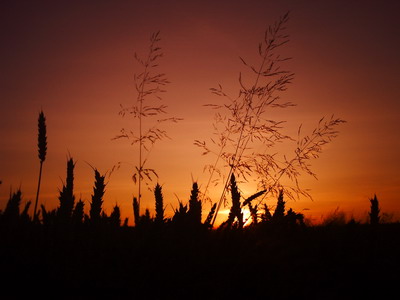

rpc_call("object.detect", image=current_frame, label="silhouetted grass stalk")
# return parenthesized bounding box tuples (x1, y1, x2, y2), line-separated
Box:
(207, 13, 292, 226)
(154, 183, 164, 224)
(196, 13, 345, 226)
(115, 31, 181, 216)
(33, 110, 47, 220)
(58, 157, 75, 221)
(89, 169, 106, 223)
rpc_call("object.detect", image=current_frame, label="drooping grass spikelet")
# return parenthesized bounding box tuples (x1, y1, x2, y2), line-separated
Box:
(242, 190, 267, 207)
(204, 203, 217, 229)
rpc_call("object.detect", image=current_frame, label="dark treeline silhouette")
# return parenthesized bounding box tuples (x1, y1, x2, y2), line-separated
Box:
(1, 163, 399, 298)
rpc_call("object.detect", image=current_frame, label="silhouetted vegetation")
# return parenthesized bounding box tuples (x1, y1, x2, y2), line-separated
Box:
(195, 12, 346, 226)
(1, 176, 398, 298)
(113, 31, 182, 215)
(33, 110, 47, 220)
(1, 13, 398, 299)
(369, 194, 380, 225)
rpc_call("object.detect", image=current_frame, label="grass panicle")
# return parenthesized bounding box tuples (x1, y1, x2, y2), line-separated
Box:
(114, 31, 182, 214)
(196, 12, 345, 226)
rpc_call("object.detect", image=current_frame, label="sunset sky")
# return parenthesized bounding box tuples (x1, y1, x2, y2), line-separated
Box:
(1, 0, 399, 226)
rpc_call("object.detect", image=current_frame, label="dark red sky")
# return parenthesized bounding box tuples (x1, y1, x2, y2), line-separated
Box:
(1, 0, 399, 224)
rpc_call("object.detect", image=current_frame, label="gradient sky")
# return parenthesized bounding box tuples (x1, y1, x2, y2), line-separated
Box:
(1, 0, 399, 225)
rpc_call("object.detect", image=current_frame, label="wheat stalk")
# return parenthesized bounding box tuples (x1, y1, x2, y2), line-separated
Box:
(33, 110, 47, 221)
(89, 169, 106, 224)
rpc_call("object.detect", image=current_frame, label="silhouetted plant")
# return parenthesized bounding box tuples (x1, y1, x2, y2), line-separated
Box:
(72, 198, 85, 225)
(204, 203, 217, 229)
(321, 208, 347, 226)
(2, 189, 22, 223)
(195, 12, 345, 226)
(369, 194, 380, 225)
(40, 204, 56, 226)
(242, 189, 266, 225)
(114, 31, 181, 214)
(272, 189, 285, 221)
(172, 202, 189, 225)
(109, 204, 121, 227)
(33, 110, 47, 220)
(57, 157, 75, 222)
(154, 183, 165, 224)
(133, 197, 140, 226)
(224, 174, 244, 229)
(188, 182, 202, 224)
(89, 169, 106, 223)
(248, 202, 259, 226)
(261, 204, 272, 222)
(141, 208, 152, 226)
(285, 208, 304, 228)
(20, 201, 31, 224)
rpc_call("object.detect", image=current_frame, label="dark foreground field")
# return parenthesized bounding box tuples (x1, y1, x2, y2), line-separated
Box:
(1, 220, 399, 299)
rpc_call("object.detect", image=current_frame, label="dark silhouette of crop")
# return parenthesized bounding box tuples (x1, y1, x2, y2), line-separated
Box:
(33, 110, 47, 220)
(57, 157, 75, 222)
(188, 182, 202, 224)
(110, 204, 121, 227)
(224, 174, 244, 229)
(2, 13, 399, 299)
(369, 194, 380, 225)
(72, 198, 85, 225)
(154, 183, 165, 224)
(89, 169, 106, 224)
(2, 189, 23, 224)
(133, 196, 140, 226)
(204, 202, 217, 229)
(272, 189, 286, 221)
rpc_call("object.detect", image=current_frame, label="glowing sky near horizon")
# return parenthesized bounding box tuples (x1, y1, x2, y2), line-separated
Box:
(1, 0, 399, 225)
